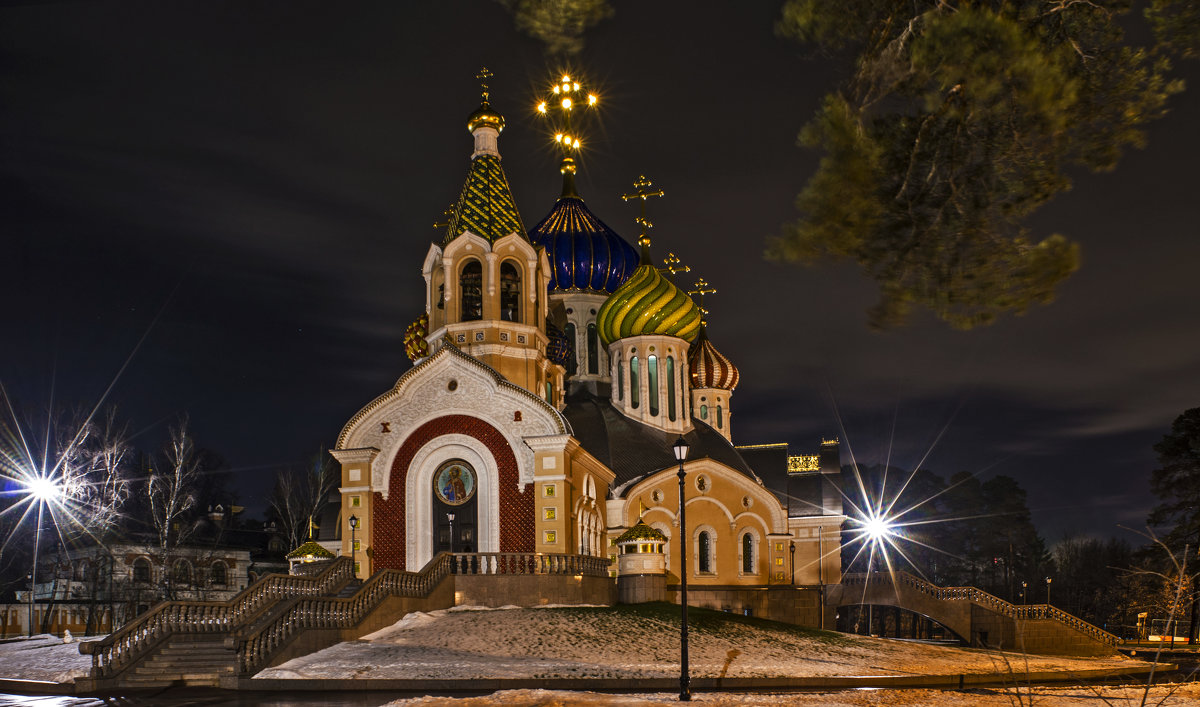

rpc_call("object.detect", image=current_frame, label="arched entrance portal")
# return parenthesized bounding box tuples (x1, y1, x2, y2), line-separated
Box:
(432, 459, 478, 554)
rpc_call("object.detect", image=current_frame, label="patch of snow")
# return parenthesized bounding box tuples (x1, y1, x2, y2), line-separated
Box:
(0, 633, 103, 683)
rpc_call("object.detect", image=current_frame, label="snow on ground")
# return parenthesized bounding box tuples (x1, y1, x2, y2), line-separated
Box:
(382, 684, 1200, 706)
(0, 634, 98, 683)
(257, 604, 1148, 681)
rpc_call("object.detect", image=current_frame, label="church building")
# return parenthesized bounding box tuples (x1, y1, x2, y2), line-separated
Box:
(329, 73, 844, 609)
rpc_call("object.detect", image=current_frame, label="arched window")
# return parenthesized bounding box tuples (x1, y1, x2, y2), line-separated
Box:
(74, 561, 88, 581)
(616, 353, 624, 401)
(460, 260, 482, 321)
(698, 531, 712, 573)
(717, 404, 724, 429)
(586, 324, 599, 374)
(132, 558, 151, 584)
(647, 354, 659, 416)
(741, 533, 755, 574)
(564, 323, 578, 375)
(546, 380, 554, 404)
(173, 559, 192, 585)
(700, 404, 708, 420)
(500, 261, 520, 322)
(210, 561, 228, 586)
(666, 356, 676, 421)
(630, 356, 640, 409)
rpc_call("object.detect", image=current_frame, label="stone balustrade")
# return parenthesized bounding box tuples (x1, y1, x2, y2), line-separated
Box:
(840, 571, 1118, 646)
(80, 557, 354, 679)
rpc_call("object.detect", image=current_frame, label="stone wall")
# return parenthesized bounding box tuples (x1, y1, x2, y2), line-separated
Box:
(666, 584, 830, 629)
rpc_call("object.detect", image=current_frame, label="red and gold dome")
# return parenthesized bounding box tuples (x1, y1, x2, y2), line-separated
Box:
(688, 326, 739, 391)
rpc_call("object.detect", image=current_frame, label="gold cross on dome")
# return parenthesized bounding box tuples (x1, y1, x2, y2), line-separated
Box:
(660, 253, 690, 277)
(476, 67, 494, 101)
(688, 277, 717, 319)
(621, 175, 665, 245)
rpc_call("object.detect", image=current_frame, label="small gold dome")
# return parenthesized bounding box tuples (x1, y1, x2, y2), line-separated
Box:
(467, 100, 505, 133)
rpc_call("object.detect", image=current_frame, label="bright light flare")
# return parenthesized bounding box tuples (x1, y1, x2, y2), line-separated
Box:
(862, 515, 893, 541)
(24, 475, 61, 502)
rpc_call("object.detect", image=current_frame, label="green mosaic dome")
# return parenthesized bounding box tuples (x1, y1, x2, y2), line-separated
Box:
(286, 540, 336, 560)
(616, 520, 668, 544)
(596, 256, 701, 346)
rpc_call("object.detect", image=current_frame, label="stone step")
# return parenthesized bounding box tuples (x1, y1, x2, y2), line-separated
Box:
(137, 660, 234, 672)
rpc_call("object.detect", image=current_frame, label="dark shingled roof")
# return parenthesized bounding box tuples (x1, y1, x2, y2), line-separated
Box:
(736, 444, 791, 504)
(562, 392, 764, 497)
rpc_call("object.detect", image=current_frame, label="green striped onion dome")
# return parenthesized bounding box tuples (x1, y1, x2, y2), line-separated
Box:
(596, 260, 701, 345)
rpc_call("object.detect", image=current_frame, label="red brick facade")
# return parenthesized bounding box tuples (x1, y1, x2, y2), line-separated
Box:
(373, 414, 534, 570)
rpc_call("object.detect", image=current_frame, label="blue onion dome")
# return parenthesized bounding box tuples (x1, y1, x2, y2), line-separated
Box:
(528, 195, 639, 294)
(596, 245, 702, 346)
(545, 319, 574, 367)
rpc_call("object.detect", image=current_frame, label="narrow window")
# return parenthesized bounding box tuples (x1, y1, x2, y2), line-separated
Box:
(698, 531, 712, 573)
(717, 404, 724, 429)
(666, 356, 676, 421)
(701, 404, 708, 420)
(587, 324, 599, 374)
(630, 357, 640, 409)
(437, 283, 445, 310)
(210, 562, 227, 586)
(500, 262, 520, 322)
(546, 380, 554, 404)
(133, 558, 151, 584)
(648, 355, 659, 416)
(461, 260, 482, 321)
(616, 353, 624, 401)
(742, 534, 754, 574)
(564, 323, 578, 375)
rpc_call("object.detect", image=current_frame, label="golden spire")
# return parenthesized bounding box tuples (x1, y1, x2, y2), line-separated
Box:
(621, 175, 665, 261)
(688, 277, 717, 326)
(307, 515, 316, 541)
(536, 72, 599, 198)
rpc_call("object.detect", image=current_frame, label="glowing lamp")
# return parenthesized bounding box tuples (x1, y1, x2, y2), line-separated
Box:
(537, 102, 547, 113)
(863, 516, 893, 540)
(588, 94, 597, 105)
(26, 476, 60, 502)
(562, 98, 572, 109)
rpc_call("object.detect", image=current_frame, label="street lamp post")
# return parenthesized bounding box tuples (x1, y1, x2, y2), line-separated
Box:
(672, 435, 691, 702)
(349, 515, 359, 577)
(447, 513, 455, 554)
(789, 540, 796, 586)
(25, 474, 59, 637)
(1045, 576, 1052, 606)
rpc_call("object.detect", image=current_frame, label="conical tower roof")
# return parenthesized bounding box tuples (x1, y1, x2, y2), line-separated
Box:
(444, 74, 525, 244)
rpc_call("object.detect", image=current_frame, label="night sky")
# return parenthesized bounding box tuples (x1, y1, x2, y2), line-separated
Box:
(4, 1, 1198, 543)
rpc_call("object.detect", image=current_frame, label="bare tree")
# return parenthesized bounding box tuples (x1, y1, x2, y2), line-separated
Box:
(147, 418, 202, 600)
(269, 449, 337, 549)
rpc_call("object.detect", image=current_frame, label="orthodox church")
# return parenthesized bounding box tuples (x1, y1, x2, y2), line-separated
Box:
(329, 74, 844, 602)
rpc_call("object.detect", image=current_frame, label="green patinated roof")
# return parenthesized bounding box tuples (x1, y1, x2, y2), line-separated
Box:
(445, 153, 526, 244)
(286, 540, 336, 559)
(616, 520, 668, 544)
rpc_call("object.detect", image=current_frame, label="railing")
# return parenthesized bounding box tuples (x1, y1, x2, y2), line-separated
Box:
(80, 557, 354, 679)
(447, 552, 611, 576)
(235, 553, 453, 675)
(235, 551, 611, 675)
(840, 571, 1118, 646)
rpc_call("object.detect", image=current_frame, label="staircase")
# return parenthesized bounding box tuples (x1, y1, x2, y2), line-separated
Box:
(122, 636, 234, 688)
(78, 552, 612, 690)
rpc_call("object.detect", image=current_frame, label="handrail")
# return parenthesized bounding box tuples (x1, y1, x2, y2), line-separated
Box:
(81, 557, 354, 679)
(840, 571, 1119, 646)
(235, 551, 612, 675)
(235, 553, 452, 674)
(446, 552, 611, 576)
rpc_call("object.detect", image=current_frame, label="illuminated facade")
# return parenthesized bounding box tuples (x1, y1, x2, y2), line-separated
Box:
(330, 75, 845, 599)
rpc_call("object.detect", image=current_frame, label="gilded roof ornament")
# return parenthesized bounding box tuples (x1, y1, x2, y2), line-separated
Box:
(536, 72, 599, 198)
(620, 175, 665, 259)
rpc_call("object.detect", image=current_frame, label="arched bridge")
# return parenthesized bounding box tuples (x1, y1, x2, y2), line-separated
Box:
(826, 571, 1118, 657)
